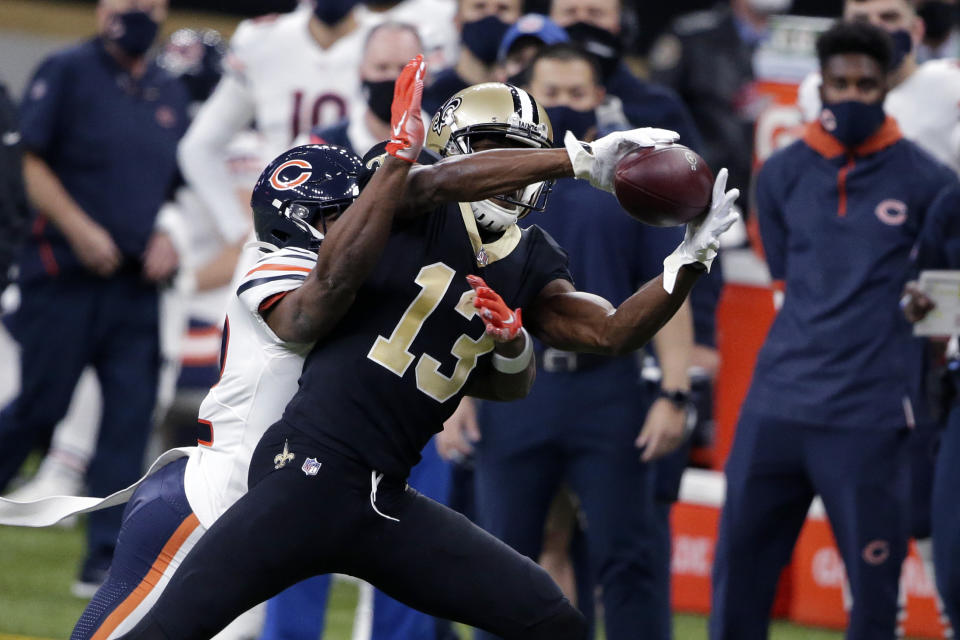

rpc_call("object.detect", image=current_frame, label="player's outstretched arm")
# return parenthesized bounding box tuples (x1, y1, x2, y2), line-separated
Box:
(264, 56, 427, 344)
(400, 127, 679, 214)
(462, 275, 536, 401)
(402, 148, 571, 214)
(527, 171, 739, 355)
(527, 269, 698, 356)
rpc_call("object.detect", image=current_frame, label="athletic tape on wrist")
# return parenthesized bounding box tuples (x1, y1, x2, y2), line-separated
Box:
(492, 328, 533, 374)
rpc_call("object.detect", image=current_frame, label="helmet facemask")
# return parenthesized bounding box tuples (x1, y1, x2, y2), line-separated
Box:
(427, 83, 556, 233)
(448, 123, 553, 233)
(281, 198, 354, 247)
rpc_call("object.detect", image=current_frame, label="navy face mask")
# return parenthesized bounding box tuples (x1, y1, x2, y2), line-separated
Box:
(314, 0, 358, 26)
(363, 78, 396, 124)
(563, 22, 623, 82)
(821, 100, 887, 148)
(545, 105, 598, 142)
(889, 29, 914, 69)
(106, 10, 159, 57)
(462, 15, 511, 65)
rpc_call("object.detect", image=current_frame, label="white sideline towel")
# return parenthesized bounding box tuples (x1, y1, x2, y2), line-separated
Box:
(0, 447, 193, 527)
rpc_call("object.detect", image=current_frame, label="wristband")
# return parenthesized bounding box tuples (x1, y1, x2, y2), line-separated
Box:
(659, 388, 698, 438)
(658, 388, 691, 407)
(491, 328, 533, 374)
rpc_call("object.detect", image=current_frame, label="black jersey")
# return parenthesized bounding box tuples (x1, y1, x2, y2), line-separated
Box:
(282, 202, 572, 478)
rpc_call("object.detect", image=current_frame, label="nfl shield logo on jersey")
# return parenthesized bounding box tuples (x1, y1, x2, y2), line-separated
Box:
(301, 457, 322, 476)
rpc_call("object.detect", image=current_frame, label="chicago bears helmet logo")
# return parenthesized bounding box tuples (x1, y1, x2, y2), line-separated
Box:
(431, 97, 462, 135)
(270, 159, 313, 191)
(862, 539, 890, 565)
(874, 199, 908, 226)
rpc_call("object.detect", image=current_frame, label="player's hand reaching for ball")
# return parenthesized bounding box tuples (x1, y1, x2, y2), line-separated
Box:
(563, 127, 679, 193)
(662, 168, 740, 293)
(467, 275, 523, 342)
(386, 54, 426, 163)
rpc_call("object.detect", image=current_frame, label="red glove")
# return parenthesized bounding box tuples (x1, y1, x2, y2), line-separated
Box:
(467, 275, 523, 342)
(386, 54, 426, 163)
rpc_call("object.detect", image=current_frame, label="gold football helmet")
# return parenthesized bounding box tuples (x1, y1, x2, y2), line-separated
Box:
(427, 83, 554, 232)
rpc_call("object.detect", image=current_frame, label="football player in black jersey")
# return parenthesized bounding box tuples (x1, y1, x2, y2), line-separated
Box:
(118, 83, 738, 640)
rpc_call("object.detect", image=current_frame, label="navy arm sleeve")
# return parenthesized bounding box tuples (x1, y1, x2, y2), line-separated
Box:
(19, 55, 69, 156)
(754, 159, 788, 281)
(916, 185, 960, 272)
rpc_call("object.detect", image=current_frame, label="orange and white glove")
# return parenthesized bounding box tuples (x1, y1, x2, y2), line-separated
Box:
(386, 54, 426, 163)
(467, 275, 523, 342)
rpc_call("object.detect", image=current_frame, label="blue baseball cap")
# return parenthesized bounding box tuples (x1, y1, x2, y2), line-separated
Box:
(497, 14, 570, 62)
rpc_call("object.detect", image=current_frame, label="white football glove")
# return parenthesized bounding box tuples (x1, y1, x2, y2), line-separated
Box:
(662, 168, 740, 294)
(563, 127, 680, 193)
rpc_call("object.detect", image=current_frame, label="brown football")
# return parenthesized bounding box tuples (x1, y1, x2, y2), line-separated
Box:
(613, 144, 714, 227)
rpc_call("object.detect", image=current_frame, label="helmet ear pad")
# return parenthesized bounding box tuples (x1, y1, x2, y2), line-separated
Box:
(251, 144, 362, 251)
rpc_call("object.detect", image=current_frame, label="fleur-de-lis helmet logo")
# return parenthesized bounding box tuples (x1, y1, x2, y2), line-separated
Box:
(431, 97, 462, 135)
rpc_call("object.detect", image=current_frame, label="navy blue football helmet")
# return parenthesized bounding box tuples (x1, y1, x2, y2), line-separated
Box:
(251, 144, 362, 251)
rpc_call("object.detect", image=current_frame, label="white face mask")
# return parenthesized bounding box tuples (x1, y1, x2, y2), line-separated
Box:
(746, 0, 792, 14)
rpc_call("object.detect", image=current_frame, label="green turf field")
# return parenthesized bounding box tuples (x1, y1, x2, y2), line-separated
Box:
(0, 522, 888, 640)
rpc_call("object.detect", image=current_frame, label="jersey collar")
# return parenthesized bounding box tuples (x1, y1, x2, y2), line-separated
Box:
(457, 202, 522, 267)
(802, 116, 903, 159)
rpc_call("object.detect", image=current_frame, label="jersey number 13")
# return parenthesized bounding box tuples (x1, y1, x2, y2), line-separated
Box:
(367, 263, 494, 403)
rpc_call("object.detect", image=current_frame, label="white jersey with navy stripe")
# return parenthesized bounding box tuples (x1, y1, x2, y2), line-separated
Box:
(227, 5, 364, 156)
(184, 243, 317, 529)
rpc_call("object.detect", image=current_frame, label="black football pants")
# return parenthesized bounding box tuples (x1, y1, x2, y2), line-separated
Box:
(117, 422, 586, 640)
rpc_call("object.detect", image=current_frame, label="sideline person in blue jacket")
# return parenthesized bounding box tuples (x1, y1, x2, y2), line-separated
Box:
(710, 20, 956, 640)
(902, 184, 960, 633)
(0, 0, 188, 594)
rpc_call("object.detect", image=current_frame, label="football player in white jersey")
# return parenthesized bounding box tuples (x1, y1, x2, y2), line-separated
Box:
(797, 0, 960, 173)
(51, 55, 697, 637)
(177, 0, 368, 260)
(67, 56, 429, 640)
